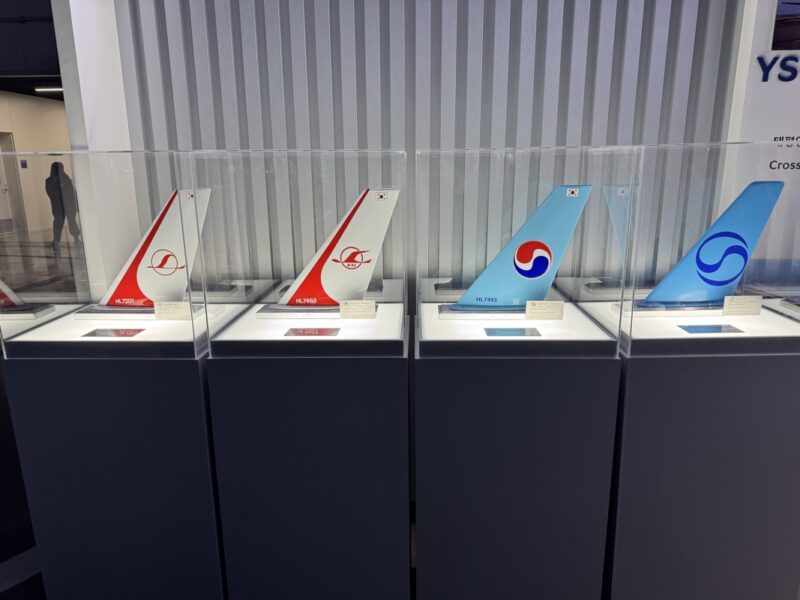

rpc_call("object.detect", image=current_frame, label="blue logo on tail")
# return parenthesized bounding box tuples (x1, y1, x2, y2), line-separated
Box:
(694, 231, 749, 287)
(513, 241, 552, 279)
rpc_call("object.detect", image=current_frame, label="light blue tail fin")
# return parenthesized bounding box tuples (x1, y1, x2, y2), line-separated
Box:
(455, 185, 591, 309)
(604, 185, 633, 258)
(642, 181, 784, 307)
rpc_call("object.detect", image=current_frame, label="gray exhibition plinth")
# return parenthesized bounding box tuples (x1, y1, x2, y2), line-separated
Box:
(207, 329, 410, 600)
(414, 331, 620, 600)
(3, 335, 224, 600)
(608, 334, 800, 600)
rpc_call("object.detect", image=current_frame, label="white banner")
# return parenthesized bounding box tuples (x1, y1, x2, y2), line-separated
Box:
(724, 0, 800, 275)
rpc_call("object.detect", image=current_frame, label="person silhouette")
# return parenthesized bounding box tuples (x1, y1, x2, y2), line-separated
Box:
(45, 162, 81, 256)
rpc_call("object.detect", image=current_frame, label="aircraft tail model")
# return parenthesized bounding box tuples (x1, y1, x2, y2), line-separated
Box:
(0, 278, 58, 319)
(0, 278, 23, 309)
(639, 181, 784, 308)
(277, 188, 399, 307)
(100, 189, 211, 307)
(452, 184, 592, 310)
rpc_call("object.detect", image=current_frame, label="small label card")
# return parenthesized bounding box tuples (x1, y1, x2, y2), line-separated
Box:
(722, 295, 762, 316)
(285, 328, 340, 337)
(83, 328, 144, 338)
(154, 301, 193, 321)
(339, 299, 376, 319)
(525, 300, 565, 320)
(679, 324, 743, 335)
(485, 327, 541, 337)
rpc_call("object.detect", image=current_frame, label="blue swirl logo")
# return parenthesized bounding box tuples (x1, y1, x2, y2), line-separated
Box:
(694, 231, 749, 287)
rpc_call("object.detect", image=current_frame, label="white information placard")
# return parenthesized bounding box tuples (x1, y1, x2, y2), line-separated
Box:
(339, 299, 377, 319)
(154, 301, 193, 321)
(525, 300, 565, 321)
(723, 295, 762, 316)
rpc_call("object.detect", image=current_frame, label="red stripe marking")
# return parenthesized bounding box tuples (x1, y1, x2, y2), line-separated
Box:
(287, 188, 370, 305)
(0, 289, 16, 307)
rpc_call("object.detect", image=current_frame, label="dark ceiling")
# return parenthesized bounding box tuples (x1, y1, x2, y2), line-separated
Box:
(0, 0, 62, 101)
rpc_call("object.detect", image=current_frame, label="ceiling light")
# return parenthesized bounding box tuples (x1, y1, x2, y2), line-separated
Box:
(34, 87, 63, 93)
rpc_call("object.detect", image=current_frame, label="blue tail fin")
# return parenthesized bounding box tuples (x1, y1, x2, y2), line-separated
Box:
(455, 185, 591, 309)
(604, 185, 633, 258)
(642, 181, 784, 307)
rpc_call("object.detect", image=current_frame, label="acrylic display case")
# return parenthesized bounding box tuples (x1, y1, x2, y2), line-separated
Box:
(582, 142, 800, 356)
(0, 151, 224, 600)
(414, 146, 637, 600)
(194, 150, 407, 357)
(415, 146, 637, 356)
(196, 150, 409, 600)
(606, 142, 800, 600)
(0, 151, 210, 359)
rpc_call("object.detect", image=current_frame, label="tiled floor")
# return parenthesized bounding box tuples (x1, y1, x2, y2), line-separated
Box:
(0, 229, 88, 295)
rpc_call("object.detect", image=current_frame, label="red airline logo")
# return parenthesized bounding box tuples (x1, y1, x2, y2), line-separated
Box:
(147, 249, 185, 276)
(331, 246, 371, 270)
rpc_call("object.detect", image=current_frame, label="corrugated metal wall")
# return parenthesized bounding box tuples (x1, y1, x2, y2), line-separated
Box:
(112, 0, 744, 283)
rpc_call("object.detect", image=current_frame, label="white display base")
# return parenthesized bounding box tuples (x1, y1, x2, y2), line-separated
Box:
(437, 306, 533, 320)
(203, 278, 277, 303)
(418, 277, 566, 304)
(0, 304, 56, 320)
(5, 303, 241, 345)
(214, 302, 405, 342)
(581, 301, 800, 341)
(611, 302, 726, 318)
(16, 292, 92, 305)
(555, 276, 628, 302)
(264, 279, 404, 304)
(72, 305, 199, 320)
(0, 304, 81, 341)
(743, 283, 800, 298)
(418, 277, 466, 303)
(256, 306, 351, 319)
(764, 297, 800, 322)
(418, 302, 613, 342)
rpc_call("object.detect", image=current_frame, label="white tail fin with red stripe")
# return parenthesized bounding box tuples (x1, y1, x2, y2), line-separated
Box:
(279, 188, 399, 306)
(100, 188, 211, 307)
(0, 278, 22, 308)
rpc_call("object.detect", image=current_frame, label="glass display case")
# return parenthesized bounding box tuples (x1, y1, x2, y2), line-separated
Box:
(194, 150, 407, 356)
(0, 151, 226, 600)
(198, 150, 410, 599)
(579, 141, 800, 355)
(604, 141, 800, 600)
(413, 145, 638, 600)
(415, 146, 638, 356)
(0, 151, 209, 358)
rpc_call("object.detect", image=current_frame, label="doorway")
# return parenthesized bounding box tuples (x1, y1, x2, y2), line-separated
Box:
(0, 133, 26, 234)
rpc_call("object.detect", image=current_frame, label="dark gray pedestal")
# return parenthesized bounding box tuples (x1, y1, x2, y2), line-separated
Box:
(207, 339, 409, 600)
(415, 340, 620, 600)
(4, 355, 224, 600)
(609, 352, 800, 600)
(0, 358, 35, 563)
